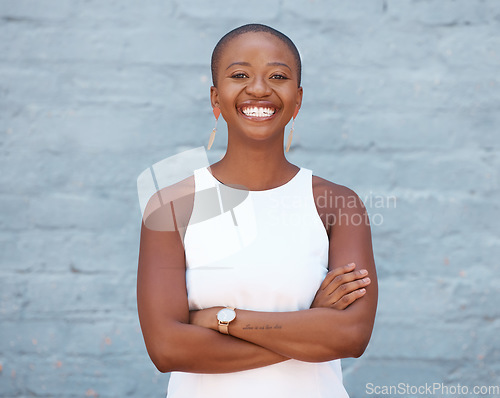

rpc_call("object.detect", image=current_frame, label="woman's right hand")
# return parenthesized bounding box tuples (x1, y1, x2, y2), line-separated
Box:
(310, 262, 371, 310)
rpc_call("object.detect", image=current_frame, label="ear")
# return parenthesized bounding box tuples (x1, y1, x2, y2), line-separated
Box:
(295, 86, 303, 116)
(210, 86, 219, 110)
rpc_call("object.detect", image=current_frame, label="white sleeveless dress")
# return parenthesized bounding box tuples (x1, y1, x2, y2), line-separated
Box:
(166, 166, 349, 398)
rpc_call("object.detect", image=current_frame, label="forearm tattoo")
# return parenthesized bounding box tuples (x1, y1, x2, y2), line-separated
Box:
(242, 323, 282, 330)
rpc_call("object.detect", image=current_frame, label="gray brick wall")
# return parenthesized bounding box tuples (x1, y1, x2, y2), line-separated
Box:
(1, 0, 499, 396)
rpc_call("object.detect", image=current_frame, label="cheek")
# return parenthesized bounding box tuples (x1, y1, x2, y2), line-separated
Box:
(219, 97, 236, 114)
(217, 86, 239, 106)
(283, 89, 300, 108)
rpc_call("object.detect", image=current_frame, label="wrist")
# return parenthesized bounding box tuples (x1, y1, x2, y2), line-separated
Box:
(216, 307, 237, 335)
(190, 307, 223, 330)
(210, 307, 224, 331)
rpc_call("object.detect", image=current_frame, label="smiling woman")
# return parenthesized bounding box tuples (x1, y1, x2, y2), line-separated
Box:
(137, 23, 378, 398)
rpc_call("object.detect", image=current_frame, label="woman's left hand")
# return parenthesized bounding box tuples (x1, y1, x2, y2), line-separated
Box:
(311, 262, 370, 310)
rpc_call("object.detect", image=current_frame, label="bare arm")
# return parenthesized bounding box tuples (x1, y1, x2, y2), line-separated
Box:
(189, 186, 378, 362)
(137, 212, 290, 374)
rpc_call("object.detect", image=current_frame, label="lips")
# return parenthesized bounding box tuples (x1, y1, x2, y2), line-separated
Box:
(237, 101, 279, 120)
(241, 106, 276, 117)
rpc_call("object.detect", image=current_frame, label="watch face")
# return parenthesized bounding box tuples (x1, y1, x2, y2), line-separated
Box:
(218, 308, 236, 322)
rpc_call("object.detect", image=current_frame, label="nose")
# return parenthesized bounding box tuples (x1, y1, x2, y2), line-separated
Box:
(245, 75, 272, 97)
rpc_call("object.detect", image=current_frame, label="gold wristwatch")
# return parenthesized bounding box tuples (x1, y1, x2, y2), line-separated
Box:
(216, 307, 236, 335)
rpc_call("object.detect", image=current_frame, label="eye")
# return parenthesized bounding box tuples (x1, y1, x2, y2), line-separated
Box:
(270, 74, 288, 80)
(231, 73, 248, 79)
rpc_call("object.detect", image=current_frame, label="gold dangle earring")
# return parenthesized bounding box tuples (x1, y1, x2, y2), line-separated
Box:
(207, 107, 221, 150)
(285, 107, 300, 153)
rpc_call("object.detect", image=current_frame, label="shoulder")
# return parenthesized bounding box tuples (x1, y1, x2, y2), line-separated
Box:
(312, 174, 363, 210)
(311, 174, 367, 236)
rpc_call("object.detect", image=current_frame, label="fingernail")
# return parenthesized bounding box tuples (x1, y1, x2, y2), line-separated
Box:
(348, 262, 355, 267)
(360, 288, 366, 293)
(363, 277, 370, 283)
(360, 269, 368, 275)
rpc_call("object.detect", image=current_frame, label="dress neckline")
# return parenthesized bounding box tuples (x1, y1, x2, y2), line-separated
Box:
(204, 166, 303, 193)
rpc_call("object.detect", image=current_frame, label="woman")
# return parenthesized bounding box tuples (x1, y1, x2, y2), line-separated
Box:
(137, 24, 378, 397)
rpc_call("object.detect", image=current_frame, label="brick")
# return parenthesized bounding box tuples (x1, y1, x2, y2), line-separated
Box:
(367, 320, 475, 361)
(0, 18, 214, 67)
(0, 358, 23, 395)
(18, 355, 164, 397)
(376, 277, 457, 321)
(67, 231, 139, 274)
(176, 0, 281, 20)
(64, 319, 144, 357)
(282, 0, 385, 21)
(304, 152, 395, 190)
(385, 0, 500, 26)
(23, 274, 134, 316)
(0, 320, 69, 355)
(0, 230, 76, 273)
(22, 193, 131, 231)
(0, 63, 177, 109)
(0, 320, 160, 396)
(0, 0, 73, 20)
(295, 22, 438, 71)
(1, 105, 210, 154)
(0, 275, 28, 317)
(70, 0, 175, 26)
(298, 107, 500, 153)
(391, 150, 496, 193)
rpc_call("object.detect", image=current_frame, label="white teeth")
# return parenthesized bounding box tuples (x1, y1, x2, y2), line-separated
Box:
(241, 106, 276, 117)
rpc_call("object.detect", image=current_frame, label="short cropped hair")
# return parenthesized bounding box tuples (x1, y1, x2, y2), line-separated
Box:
(211, 23, 302, 87)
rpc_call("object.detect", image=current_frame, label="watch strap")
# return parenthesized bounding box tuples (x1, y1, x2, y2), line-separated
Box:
(218, 307, 236, 335)
(219, 321, 230, 335)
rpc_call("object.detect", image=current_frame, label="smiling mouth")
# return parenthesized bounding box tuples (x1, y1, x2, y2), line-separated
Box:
(240, 106, 277, 118)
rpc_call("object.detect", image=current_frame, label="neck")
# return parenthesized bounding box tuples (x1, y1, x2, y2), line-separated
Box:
(209, 130, 298, 191)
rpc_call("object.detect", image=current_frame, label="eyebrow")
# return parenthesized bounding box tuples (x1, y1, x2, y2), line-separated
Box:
(225, 61, 292, 71)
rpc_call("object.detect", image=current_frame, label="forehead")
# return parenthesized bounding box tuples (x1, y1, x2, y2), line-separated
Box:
(219, 31, 296, 67)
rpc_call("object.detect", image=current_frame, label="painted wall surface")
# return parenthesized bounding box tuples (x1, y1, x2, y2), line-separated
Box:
(1, 0, 499, 397)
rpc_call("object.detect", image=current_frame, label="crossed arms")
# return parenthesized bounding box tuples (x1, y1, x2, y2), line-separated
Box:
(137, 182, 378, 373)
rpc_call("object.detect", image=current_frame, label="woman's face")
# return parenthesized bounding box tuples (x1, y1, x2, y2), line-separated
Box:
(211, 32, 303, 143)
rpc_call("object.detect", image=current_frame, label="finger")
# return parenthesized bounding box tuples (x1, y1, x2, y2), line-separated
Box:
(319, 262, 356, 291)
(322, 269, 369, 295)
(311, 277, 369, 309)
(332, 288, 367, 310)
(329, 277, 371, 303)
